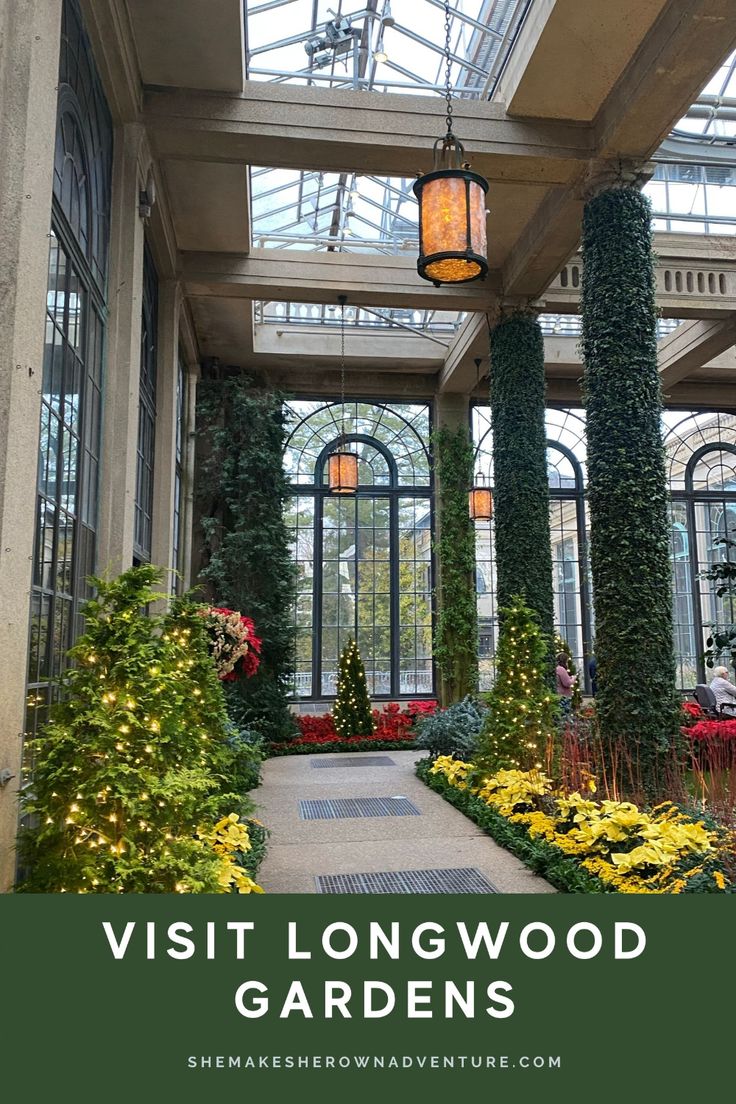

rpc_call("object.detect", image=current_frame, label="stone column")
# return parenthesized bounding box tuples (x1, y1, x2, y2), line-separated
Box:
(433, 393, 478, 704)
(95, 123, 149, 578)
(581, 164, 678, 796)
(180, 365, 200, 591)
(0, 0, 62, 892)
(150, 279, 183, 590)
(489, 305, 555, 643)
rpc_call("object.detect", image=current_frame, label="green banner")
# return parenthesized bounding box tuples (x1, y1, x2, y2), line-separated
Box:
(2, 895, 731, 1100)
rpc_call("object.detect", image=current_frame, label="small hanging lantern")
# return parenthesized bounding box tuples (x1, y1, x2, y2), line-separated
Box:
(328, 294, 359, 494)
(328, 450, 359, 493)
(469, 471, 493, 522)
(413, 0, 488, 286)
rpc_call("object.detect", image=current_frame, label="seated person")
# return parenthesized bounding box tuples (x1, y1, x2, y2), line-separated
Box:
(709, 666, 736, 716)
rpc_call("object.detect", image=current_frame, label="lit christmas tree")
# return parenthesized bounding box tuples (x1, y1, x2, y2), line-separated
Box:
(555, 634, 583, 711)
(332, 638, 374, 739)
(476, 595, 558, 773)
(18, 566, 243, 893)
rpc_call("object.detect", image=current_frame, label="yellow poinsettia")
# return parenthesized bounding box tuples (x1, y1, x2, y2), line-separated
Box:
(201, 812, 264, 894)
(428, 752, 727, 894)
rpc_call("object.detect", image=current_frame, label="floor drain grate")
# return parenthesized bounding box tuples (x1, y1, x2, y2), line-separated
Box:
(315, 868, 499, 894)
(310, 756, 396, 768)
(299, 796, 420, 820)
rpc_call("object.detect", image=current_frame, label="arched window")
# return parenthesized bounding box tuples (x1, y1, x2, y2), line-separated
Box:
(665, 411, 736, 686)
(27, 0, 112, 741)
(472, 406, 592, 690)
(284, 400, 433, 699)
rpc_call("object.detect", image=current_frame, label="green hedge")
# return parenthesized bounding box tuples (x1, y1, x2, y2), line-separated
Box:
(489, 311, 555, 645)
(268, 738, 418, 757)
(417, 760, 610, 893)
(581, 186, 679, 794)
(433, 424, 479, 703)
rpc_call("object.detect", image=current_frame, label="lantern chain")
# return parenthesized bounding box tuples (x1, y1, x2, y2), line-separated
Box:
(444, 0, 453, 138)
(339, 294, 347, 442)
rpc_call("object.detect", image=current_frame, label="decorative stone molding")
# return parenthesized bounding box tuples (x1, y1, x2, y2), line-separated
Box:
(487, 297, 546, 329)
(580, 158, 655, 201)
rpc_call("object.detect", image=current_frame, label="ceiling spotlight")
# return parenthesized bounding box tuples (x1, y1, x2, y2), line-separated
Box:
(374, 45, 388, 63)
(381, 1, 395, 27)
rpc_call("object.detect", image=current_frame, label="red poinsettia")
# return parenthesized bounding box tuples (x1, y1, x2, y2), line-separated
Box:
(682, 701, 705, 722)
(291, 701, 437, 746)
(684, 718, 736, 741)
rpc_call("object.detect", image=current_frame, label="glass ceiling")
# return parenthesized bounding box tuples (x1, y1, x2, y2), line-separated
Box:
(246, 2, 736, 340)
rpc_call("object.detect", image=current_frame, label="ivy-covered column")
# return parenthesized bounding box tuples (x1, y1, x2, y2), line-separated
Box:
(581, 171, 679, 795)
(489, 308, 555, 644)
(433, 395, 478, 704)
(196, 376, 297, 743)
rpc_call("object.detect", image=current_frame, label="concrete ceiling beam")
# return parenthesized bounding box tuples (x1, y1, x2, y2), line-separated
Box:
(658, 317, 736, 389)
(143, 83, 595, 184)
(126, 0, 245, 93)
(181, 249, 501, 310)
(497, 0, 736, 299)
(181, 233, 736, 314)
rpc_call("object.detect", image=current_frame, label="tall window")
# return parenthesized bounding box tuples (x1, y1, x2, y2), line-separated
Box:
(171, 354, 187, 593)
(133, 242, 158, 564)
(27, 0, 112, 740)
(665, 411, 736, 687)
(472, 405, 736, 692)
(284, 401, 433, 699)
(472, 406, 592, 690)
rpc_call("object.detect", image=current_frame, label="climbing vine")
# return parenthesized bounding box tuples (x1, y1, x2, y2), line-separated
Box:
(433, 424, 479, 703)
(489, 310, 555, 648)
(196, 377, 297, 742)
(581, 186, 679, 795)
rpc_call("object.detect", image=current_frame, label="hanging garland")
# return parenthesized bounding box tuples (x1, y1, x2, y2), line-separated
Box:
(581, 185, 680, 795)
(433, 424, 479, 703)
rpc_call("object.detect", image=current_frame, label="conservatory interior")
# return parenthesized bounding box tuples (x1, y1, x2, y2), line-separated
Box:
(2, 0, 736, 895)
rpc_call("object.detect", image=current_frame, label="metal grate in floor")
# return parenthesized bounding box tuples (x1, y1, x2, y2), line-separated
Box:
(310, 756, 396, 768)
(315, 867, 499, 894)
(298, 796, 420, 820)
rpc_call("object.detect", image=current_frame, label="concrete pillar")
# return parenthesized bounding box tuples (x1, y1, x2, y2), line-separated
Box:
(0, 0, 62, 892)
(435, 393, 469, 432)
(96, 123, 149, 578)
(180, 365, 200, 591)
(150, 279, 183, 589)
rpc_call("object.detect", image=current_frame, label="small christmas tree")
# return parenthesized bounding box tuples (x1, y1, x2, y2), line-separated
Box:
(332, 638, 374, 739)
(476, 595, 558, 773)
(555, 634, 583, 711)
(18, 565, 248, 893)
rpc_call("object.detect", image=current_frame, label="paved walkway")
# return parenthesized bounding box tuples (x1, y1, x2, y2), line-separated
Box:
(254, 750, 555, 894)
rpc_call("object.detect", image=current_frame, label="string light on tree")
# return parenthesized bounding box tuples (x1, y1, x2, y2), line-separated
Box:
(332, 638, 374, 739)
(476, 595, 559, 774)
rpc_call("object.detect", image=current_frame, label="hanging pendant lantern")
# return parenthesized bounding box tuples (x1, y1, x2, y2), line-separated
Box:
(414, 0, 488, 286)
(328, 294, 359, 494)
(328, 450, 359, 493)
(469, 471, 493, 521)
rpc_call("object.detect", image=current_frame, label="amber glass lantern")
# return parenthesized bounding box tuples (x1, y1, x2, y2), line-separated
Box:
(328, 294, 359, 494)
(469, 472, 492, 521)
(414, 135, 488, 286)
(328, 448, 358, 494)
